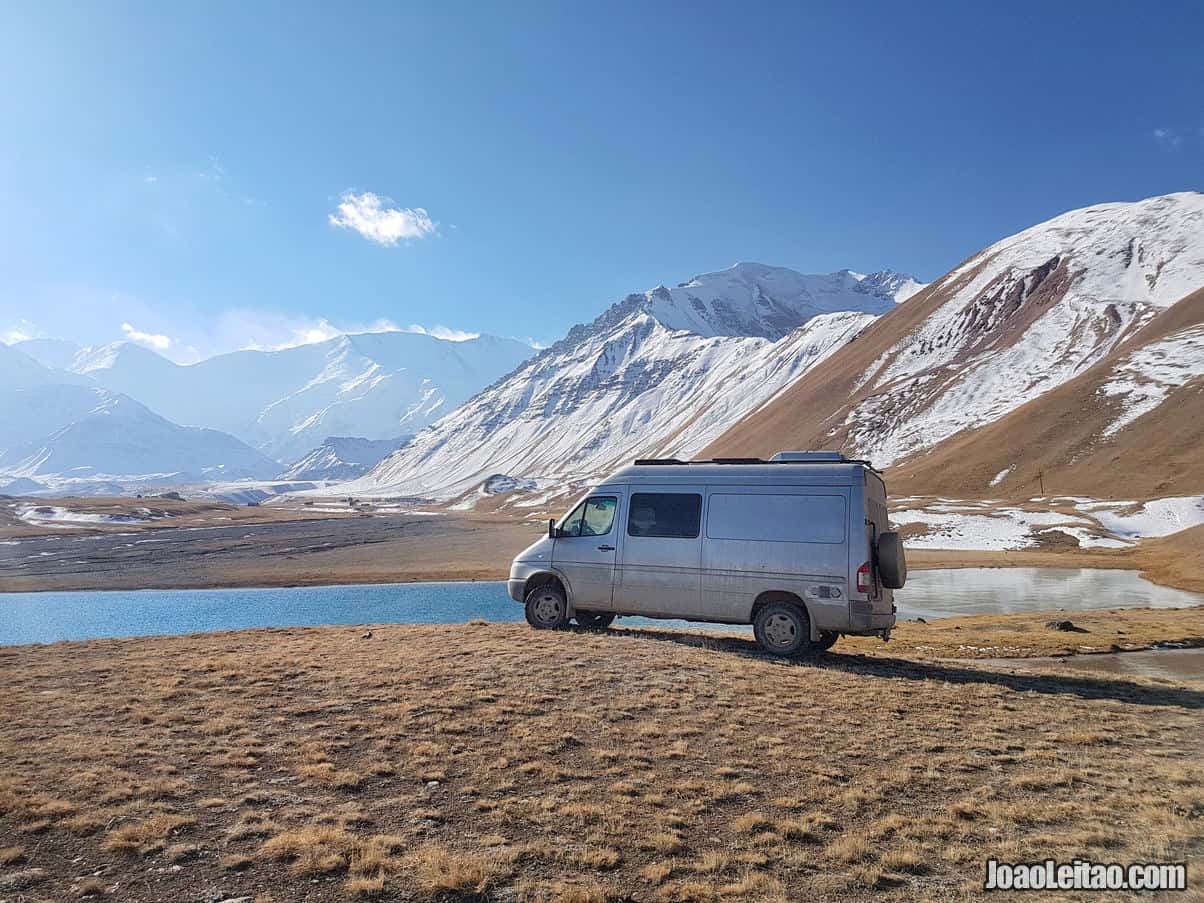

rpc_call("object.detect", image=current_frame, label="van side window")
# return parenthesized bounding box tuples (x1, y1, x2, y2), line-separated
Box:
(560, 496, 617, 538)
(707, 493, 847, 544)
(628, 493, 702, 538)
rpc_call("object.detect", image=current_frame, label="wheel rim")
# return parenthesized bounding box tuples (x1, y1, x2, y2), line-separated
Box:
(763, 613, 798, 648)
(533, 592, 562, 624)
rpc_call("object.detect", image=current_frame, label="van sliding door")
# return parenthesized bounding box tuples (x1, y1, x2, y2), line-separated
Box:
(614, 488, 703, 618)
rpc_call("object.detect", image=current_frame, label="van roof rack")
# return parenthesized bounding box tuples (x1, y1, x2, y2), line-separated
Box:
(631, 452, 878, 472)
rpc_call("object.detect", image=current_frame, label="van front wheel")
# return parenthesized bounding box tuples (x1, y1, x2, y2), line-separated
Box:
(753, 601, 812, 657)
(814, 630, 839, 652)
(525, 584, 570, 630)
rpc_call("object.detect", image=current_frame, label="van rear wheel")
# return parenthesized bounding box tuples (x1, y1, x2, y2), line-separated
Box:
(753, 601, 812, 657)
(525, 584, 569, 630)
(574, 611, 615, 629)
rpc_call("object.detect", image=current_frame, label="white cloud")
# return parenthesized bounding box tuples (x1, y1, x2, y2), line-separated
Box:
(2, 318, 40, 344)
(219, 311, 489, 351)
(404, 324, 480, 342)
(121, 322, 172, 352)
(1153, 127, 1182, 149)
(328, 191, 437, 246)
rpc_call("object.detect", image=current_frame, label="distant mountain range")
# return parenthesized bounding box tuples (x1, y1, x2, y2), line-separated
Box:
(0, 356, 277, 485)
(0, 331, 533, 491)
(49, 331, 533, 463)
(279, 436, 403, 481)
(338, 264, 922, 501)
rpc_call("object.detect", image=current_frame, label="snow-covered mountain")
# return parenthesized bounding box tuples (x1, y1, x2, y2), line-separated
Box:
(708, 192, 1204, 494)
(278, 435, 404, 481)
(12, 338, 83, 370)
(0, 341, 87, 390)
(0, 385, 277, 483)
(68, 331, 534, 463)
(336, 263, 922, 501)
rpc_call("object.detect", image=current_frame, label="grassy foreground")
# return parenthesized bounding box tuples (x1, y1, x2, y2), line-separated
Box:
(1, 621, 1202, 902)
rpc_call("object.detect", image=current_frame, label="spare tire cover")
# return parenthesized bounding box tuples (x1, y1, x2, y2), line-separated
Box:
(877, 531, 907, 589)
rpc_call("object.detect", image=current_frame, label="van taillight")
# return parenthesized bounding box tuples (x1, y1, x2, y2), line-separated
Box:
(856, 561, 872, 594)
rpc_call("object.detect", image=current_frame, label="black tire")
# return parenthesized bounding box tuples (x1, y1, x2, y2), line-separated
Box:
(524, 584, 570, 630)
(753, 601, 812, 657)
(574, 611, 615, 629)
(814, 630, 839, 652)
(876, 531, 907, 589)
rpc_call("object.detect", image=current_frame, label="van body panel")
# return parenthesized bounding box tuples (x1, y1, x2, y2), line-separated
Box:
(699, 487, 850, 623)
(508, 456, 903, 639)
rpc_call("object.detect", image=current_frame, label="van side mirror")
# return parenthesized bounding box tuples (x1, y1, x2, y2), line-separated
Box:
(547, 518, 557, 539)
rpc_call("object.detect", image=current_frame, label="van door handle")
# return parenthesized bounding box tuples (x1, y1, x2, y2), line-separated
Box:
(597, 544, 615, 551)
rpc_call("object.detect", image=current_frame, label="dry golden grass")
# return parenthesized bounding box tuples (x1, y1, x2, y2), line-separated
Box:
(842, 604, 1204, 658)
(0, 621, 1201, 900)
(0, 845, 25, 865)
(74, 876, 108, 897)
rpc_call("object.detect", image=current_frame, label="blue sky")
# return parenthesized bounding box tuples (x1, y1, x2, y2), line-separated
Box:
(0, 1, 1201, 361)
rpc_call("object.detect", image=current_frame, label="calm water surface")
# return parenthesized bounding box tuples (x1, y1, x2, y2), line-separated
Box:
(0, 567, 1200, 646)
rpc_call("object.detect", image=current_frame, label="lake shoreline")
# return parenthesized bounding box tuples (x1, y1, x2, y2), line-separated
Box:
(0, 543, 1182, 594)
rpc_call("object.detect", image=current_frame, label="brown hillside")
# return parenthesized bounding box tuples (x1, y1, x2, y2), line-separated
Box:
(707, 281, 1204, 499)
(888, 287, 1204, 499)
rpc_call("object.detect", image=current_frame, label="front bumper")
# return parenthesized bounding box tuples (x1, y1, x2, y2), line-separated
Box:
(507, 578, 526, 603)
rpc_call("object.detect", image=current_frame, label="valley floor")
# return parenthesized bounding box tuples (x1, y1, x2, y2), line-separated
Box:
(1, 618, 1201, 902)
(2, 499, 1202, 594)
(0, 504, 539, 592)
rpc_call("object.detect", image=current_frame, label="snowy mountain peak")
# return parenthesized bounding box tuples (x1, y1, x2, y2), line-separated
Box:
(854, 270, 926, 303)
(545, 262, 925, 355)
(70, 341, 173, 375)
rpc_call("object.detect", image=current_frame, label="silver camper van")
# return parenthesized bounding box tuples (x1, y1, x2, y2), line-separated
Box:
(507, 452, 906, 656)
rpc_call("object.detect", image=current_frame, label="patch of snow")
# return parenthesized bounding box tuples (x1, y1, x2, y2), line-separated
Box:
(892, 509, 1037, 550)
(989, 466, 1013, 487)
(1090, 496, 1204, 539)
(1098, 323, 1204, 437)
(16, 505, 149, 527)
(894, 505, 1101, 550)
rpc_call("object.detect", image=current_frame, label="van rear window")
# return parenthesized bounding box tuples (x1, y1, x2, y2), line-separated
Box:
(706, 493, 846, 544)
(628, 493, 702, 539)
